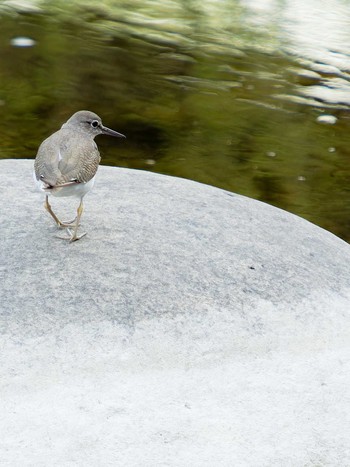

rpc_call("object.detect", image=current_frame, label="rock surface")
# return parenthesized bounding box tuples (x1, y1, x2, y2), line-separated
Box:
(1, 159, 350, 466)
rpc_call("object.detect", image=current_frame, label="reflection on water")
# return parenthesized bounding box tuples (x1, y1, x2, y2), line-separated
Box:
(0, 0, 350, 241)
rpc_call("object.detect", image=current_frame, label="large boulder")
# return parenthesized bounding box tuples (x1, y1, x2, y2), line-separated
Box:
(1, 159, 349, 466)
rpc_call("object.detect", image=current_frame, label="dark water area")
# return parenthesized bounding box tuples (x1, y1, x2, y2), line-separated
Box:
(1, 0, 350, 241)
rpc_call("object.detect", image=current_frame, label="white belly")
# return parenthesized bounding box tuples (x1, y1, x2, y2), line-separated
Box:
(33, 172, 95, 198)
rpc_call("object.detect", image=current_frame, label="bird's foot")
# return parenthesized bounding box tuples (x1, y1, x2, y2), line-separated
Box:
(67, 228, 87, 243)
(54, 227, 86, 242)
(69, 233, 87, 242)
(54, 232, 72, 240)
(56, 219, 79, 229)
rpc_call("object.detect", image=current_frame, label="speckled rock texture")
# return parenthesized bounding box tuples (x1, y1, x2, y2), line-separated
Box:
(1, 159, 350, 466)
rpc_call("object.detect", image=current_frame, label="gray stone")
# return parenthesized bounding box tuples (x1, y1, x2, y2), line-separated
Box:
(1, 159, 350, 466)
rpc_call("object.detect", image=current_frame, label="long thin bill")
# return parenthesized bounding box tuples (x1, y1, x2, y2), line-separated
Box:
(101, 125, 126, 138)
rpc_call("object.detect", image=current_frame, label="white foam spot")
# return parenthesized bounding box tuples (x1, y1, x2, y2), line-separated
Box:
(316, 114, 337, 124)
(10, 37, 36, 47)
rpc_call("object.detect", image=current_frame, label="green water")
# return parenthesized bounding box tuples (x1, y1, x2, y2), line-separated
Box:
(1, 0, 350, 241)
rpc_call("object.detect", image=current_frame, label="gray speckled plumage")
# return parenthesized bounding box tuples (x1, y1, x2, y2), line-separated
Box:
(33, 110, 125, 242)
(34, 110, 123, 188)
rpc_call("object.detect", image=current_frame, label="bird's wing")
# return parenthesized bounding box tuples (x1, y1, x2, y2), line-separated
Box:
(34, 130, 100, 187)
(34, 131, 62, 187)
(57, 134, 100, 184)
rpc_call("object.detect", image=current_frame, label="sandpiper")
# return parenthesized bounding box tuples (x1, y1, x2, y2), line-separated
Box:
(34, 110, 125, 242)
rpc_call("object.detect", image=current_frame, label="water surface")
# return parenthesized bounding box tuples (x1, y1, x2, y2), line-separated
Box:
(1, 0, 350, 240)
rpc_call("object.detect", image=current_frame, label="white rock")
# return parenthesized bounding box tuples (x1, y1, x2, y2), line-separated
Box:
(1, 159, 349, 466)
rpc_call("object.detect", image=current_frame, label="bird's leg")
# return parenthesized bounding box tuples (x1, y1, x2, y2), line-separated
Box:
(44, 195, 78, 229)
(68, 198, 86, 242)
(44, 195, 64, 227)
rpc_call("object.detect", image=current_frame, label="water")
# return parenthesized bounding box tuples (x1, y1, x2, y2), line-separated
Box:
(1, 0, 350, 241)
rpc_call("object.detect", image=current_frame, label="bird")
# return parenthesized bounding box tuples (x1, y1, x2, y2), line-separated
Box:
(34, 110, 125, 242)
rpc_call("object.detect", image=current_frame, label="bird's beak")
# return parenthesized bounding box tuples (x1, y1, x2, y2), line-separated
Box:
(101, 125, 126, 138)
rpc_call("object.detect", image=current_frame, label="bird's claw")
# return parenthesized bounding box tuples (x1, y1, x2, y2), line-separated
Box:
(55, 227, 86, 242)
(67, 228, 87, 242)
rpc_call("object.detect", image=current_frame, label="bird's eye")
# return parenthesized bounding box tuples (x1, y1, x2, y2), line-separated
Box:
(91, 120, 99, 128)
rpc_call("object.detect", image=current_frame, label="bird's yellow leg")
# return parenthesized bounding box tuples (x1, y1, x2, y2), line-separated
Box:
(68, 198, 86, 242)
(44, 195, 63, 226)
(44, 195, 78, 229)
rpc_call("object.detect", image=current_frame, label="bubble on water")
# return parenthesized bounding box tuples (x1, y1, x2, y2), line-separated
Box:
(316, 115, 337, 125)
(10, 37, 36, 47)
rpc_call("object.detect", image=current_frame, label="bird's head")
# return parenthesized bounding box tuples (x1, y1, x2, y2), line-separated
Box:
(62, 110, 126, 139)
